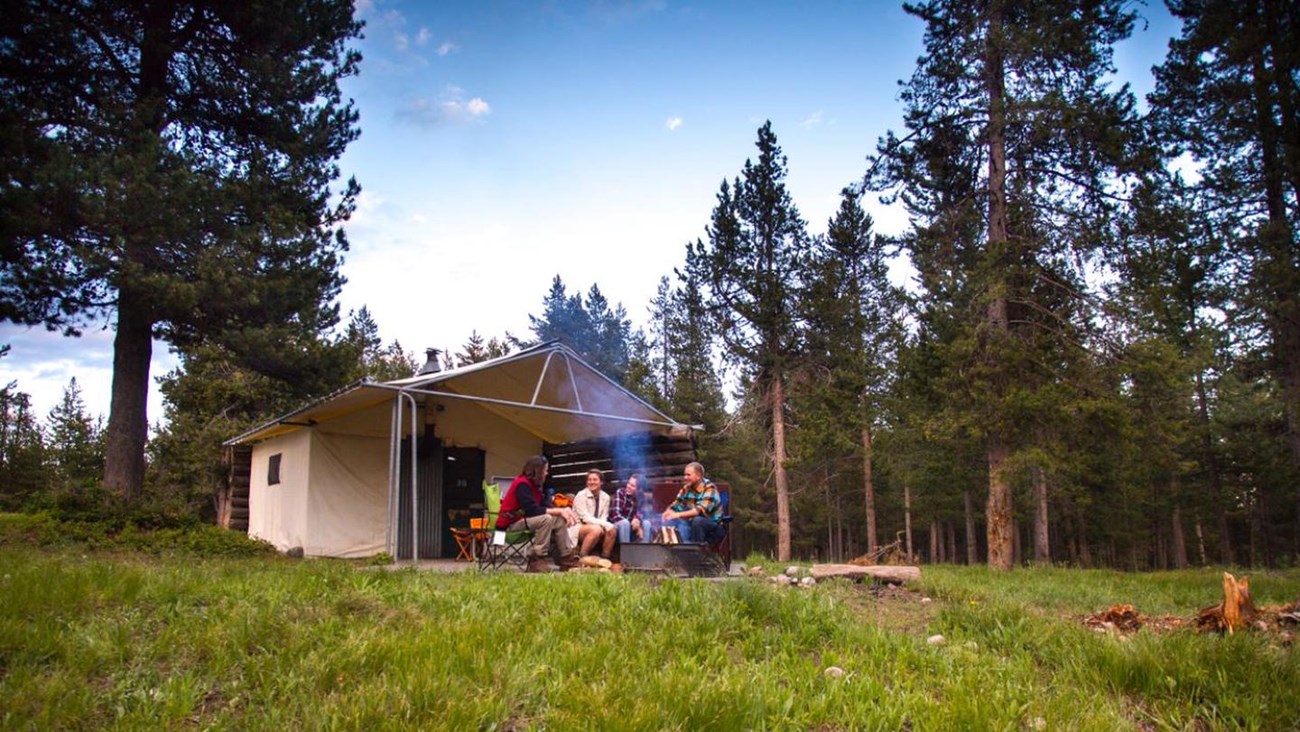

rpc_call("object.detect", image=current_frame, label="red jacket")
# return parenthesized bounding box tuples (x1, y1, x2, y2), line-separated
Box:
(497, 474, 543, 529)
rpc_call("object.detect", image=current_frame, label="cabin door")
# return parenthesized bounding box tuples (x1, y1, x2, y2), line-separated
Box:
(396, 437, 443, 560)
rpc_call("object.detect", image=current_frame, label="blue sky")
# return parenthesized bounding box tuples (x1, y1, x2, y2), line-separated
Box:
(1, 0, 1180, 425)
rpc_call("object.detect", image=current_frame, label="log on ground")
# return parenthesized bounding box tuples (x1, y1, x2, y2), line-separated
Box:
(809, 564, 921, 584)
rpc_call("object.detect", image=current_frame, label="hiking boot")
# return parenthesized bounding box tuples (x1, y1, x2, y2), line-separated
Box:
(525, 558, 552, 574)
(557, 554, 581, 570)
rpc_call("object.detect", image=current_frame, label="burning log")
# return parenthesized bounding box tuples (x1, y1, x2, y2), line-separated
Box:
(655, 527, 686, 543)
(1196, 572, 1256, 634)
(654, 527, 680, 545)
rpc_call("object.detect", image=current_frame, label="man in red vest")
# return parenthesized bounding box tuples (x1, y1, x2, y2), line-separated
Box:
(498, 455, 580, 572)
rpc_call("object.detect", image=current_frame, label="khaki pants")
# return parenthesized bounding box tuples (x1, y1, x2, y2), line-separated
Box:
(509, 514, 573, 560)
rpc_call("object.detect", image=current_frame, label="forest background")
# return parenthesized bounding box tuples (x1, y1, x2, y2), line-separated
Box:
(1, 0, 1297, 570)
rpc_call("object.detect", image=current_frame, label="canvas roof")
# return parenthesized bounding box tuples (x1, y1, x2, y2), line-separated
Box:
(225, 341, 691, 447)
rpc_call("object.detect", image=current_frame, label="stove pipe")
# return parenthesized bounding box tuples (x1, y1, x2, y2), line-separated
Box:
(417, 348, 442, 376)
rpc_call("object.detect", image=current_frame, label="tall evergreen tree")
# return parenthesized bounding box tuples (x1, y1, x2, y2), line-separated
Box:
(868, 0, 1143, 568)
(668, 255, 727, 432)
(0, 0, 363, 500)
(529, 276, 593, 352)
(0, 381, 46, 510)
(456, 330, 511, 367)
(340, 307, 418, 382)
(527, 276, 633, 384)
(1150, 0, 1300, 554)
(46, 377, 104, 488)
(689, 121, 811, 561)
(799, 188, 904, 554)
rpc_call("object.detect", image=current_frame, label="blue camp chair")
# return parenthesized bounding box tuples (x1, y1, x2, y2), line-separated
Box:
(707, 487, 734, 568)
(478, 480, 533, 571)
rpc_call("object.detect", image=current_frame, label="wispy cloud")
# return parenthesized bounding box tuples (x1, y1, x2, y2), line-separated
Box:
(396, 86, 492, 128)
(437, 41, 458, 56)
(800, 110, 824, 128)
(665, 116, 683, 131)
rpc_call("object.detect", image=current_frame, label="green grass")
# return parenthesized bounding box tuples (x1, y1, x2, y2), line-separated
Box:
(1, 542, 1297, 730)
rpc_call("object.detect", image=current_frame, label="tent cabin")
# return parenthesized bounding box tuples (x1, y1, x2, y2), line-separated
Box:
(221, 342, 701, 560)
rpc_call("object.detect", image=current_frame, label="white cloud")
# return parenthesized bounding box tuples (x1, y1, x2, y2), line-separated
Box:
(800, 110, 824, 128)
(665, 116, 683, 131)
(437, 41, 458, 56)
(395, 87, 492, 127)
(416, 28, 431, 46)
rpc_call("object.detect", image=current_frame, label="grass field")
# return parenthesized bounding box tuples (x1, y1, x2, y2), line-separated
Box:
(1, 542, 1298, 731)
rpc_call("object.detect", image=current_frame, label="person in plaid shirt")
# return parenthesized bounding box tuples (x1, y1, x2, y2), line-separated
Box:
(662, 462, 724, 543)
(610, 473, 647, 544)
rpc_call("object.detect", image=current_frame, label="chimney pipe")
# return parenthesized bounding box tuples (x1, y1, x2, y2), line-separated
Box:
(418, 348, 442, 376)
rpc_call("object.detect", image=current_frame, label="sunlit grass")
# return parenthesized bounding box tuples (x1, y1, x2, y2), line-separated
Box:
(1, 546, 1297, 730)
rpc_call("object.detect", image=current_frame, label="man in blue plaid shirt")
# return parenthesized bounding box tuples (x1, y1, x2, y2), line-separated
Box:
(662, 462, 724, 543)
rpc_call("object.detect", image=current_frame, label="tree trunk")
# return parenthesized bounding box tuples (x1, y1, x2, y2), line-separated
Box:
(987, 437, 1014, 569)
(964, 487, 978, 564)
(983, 0, 1014, 571)
(1195, 518, 1208, 566)
(1194, 368, 1234, 565)
(1172, 503, 1189, 569)
(862, 424, 878, 554)
(904, 484, 914, 563)
(946, 522, 957, 564)
(103, 290, 152, 500)
(772, 373, 792, 562)
(1033, 466, 1050, 563)
(930, 521, 940, 563)
(102, 4, 173, 501)
(1076, 507, 1092, 568)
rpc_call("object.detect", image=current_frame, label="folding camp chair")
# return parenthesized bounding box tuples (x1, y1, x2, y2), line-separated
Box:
(706, 487, 734, 569)
(450, 526, 475, 561)
(478, 479, 534, 571)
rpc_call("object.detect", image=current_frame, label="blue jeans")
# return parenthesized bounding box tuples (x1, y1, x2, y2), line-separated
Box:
(668, 516, 724, 544)
(614, 518, 634, 544)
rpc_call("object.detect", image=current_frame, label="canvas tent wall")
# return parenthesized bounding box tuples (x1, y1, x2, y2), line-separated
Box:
(224, 342, 697, 559)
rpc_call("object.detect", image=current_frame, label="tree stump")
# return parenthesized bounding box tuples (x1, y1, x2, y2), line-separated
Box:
(1195, 572, 1255, 633)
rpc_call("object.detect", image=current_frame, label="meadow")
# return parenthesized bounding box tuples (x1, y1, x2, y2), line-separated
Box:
(1, 522, 1298, 730)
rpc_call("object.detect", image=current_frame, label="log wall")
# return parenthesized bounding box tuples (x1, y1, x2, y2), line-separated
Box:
(544, 430, 698, 492)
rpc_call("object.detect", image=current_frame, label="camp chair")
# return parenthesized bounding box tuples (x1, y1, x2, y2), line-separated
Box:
(706, 487, 734, 569)
(478, 480, 534, 571)
(450, 525, 475, 561)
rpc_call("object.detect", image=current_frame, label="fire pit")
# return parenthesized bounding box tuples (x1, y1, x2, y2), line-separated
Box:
(619, 542, 727, 577)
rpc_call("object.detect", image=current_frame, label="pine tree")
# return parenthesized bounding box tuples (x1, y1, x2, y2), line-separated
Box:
(46, 377, 104, 488)
(527, 276, 634, 385)
(689, 121, 811, 561)
(868, 0, 1143, 568)
(0, 0, 363, 500)
(0, 381, 47, 510)
(1150, 0, 1300, 555)
(797, 188, 904, 555)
